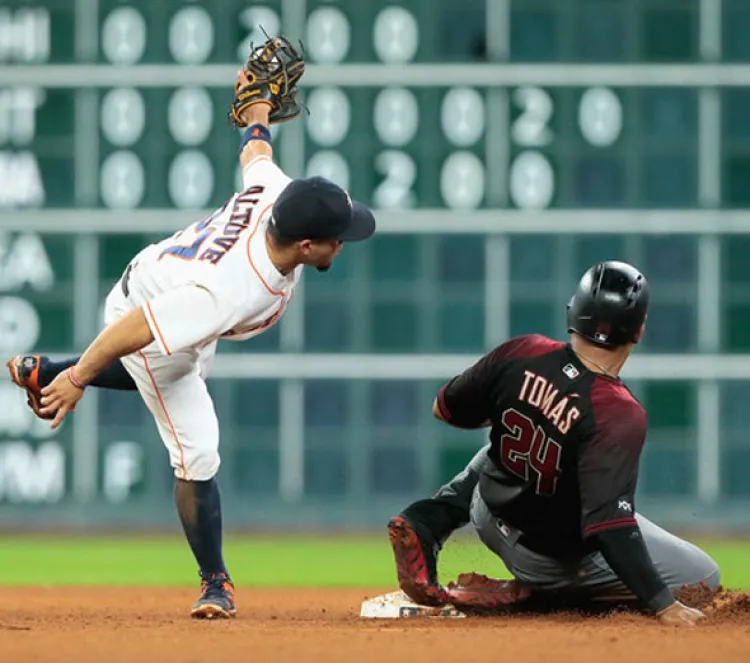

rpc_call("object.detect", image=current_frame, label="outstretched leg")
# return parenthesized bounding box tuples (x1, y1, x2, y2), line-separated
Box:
(7, 354, 137, 419)
(388, 444, 528, 609)
(38, 356, 137, 390)
(400, 443, 491, 545)
(26, 355, 137, 390)
(389, 445, 490, 601)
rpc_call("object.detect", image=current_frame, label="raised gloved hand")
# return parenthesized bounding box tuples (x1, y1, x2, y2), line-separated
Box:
(269, 88, 309, 125)
(229, 32, 306, 127)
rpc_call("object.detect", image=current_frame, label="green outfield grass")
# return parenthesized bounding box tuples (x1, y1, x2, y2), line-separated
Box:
(0, 534, 748, 589)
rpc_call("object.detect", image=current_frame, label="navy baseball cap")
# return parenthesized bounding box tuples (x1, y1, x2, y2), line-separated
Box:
(270, 176, 376, 242)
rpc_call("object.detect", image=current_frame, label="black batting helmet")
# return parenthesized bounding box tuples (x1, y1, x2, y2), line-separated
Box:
(566, 261, 649, 348)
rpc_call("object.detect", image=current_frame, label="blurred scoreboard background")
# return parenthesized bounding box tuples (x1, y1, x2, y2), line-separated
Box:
(1, 0, 750, 530)
(8, 0, 750, 210)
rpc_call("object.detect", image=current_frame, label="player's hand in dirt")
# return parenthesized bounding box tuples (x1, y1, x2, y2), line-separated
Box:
(657, 600, 705, 627)
(40, 368, 85, 429)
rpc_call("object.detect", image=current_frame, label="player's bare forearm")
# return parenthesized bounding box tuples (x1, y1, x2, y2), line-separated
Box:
(73, 308, 154, 385)
(239, 104, 273, 168)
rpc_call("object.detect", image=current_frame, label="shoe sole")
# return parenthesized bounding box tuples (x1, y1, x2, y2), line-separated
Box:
(190, 603, 237, 620)
(6, 358, 22, 387)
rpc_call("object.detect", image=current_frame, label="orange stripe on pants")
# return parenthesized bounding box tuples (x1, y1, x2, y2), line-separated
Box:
(137, 350, 189, 480)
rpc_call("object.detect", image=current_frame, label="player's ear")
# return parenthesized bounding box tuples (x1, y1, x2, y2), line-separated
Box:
(297, 239, 313, 255)
(633, 322, 646, 344)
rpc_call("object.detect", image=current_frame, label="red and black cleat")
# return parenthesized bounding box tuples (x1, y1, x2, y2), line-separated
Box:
(387, 516, 450, 607)
(446, 572, 533, 612)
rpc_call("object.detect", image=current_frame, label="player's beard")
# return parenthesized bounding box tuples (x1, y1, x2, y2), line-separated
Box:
(316, 264, 332, 273)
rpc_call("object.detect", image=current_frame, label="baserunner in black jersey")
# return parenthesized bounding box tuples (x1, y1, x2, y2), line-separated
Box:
(388, 260, 719, 627)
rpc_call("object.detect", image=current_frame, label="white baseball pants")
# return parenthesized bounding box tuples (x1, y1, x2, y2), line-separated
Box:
(104, 282, 220, 481)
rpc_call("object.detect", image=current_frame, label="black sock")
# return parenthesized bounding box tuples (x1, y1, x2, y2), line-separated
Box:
(174, 478, 228, 577)
(38, 358, 75, 387)
(38, 357, 137, 391)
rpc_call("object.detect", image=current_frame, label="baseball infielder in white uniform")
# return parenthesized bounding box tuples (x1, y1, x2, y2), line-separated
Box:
(6, 86, 376, 619)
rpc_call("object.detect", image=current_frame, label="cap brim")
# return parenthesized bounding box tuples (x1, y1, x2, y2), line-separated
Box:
(335, 201, 376, 242)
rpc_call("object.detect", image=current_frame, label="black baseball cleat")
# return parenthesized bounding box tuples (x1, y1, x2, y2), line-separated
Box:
(190, 571, 237, 619)
(387, 516, 450, 607)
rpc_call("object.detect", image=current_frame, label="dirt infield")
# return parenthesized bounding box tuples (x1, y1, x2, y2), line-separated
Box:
(1, 588, 749, 663)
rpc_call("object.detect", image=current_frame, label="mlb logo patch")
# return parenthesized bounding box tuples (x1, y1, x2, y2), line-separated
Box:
(594, 323, 610, 344)
(562, 363, 580, 379)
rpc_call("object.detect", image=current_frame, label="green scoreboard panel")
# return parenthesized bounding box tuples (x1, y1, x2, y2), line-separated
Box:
(1, 0, 746, 360)
(4, 0, 750, 211)
(4, 0, 750, 511)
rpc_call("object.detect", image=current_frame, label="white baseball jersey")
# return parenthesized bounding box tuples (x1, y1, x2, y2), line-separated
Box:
(122, 155, 302, 357)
